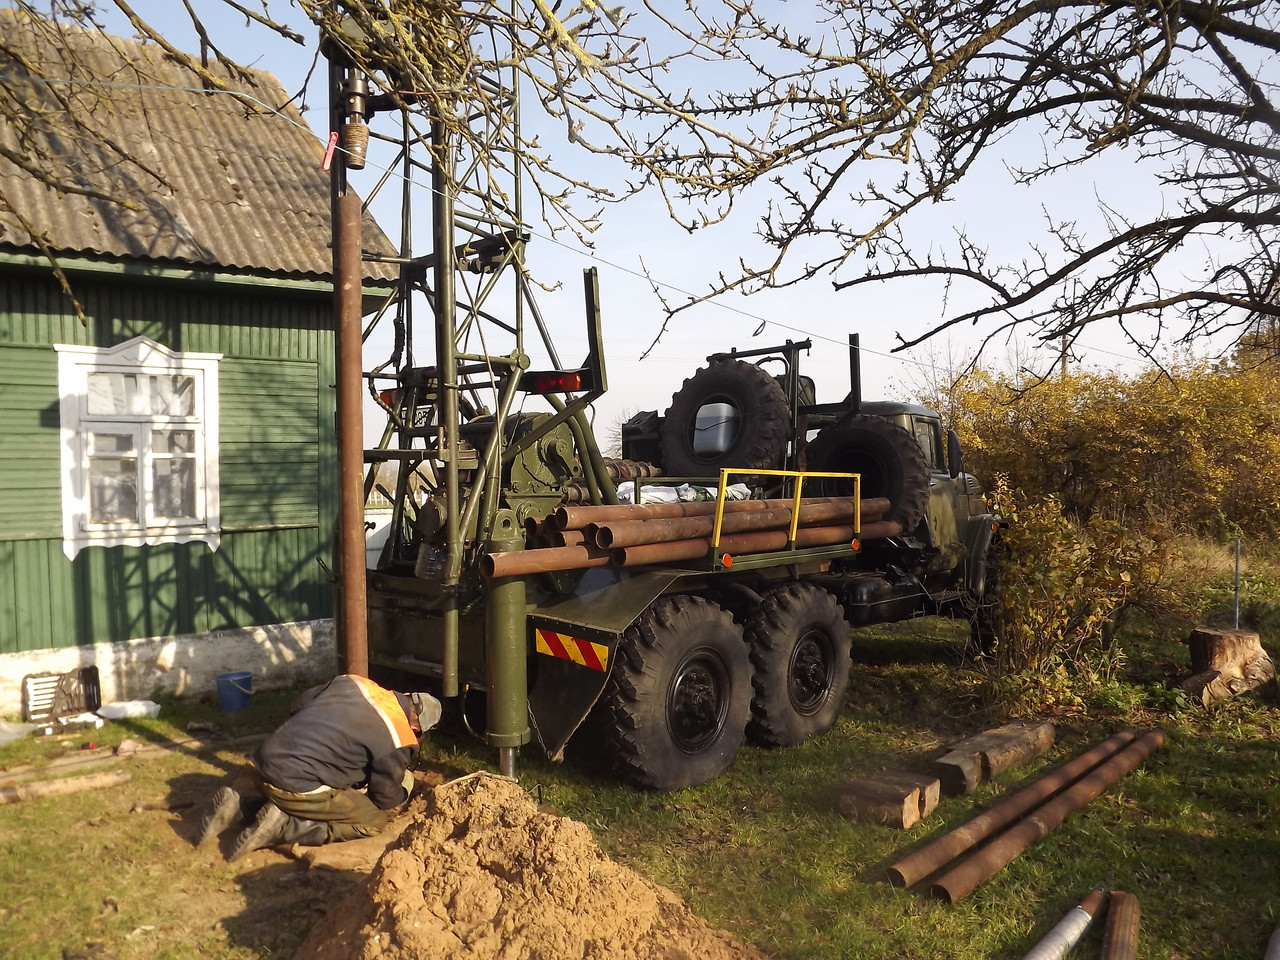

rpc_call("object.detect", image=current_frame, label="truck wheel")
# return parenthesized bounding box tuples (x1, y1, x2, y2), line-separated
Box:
(660, 360, 790, 479)
(745, 583, 851, 747)
(966, 534, 1004, 658)
(600, 595, 751, 790)
(806, 414, 930, 532)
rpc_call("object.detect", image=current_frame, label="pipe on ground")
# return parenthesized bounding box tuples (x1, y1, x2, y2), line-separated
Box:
(888, 730, 1139, 888)
(930, 729, 1165, 904)
(1099, 891, 1140, 960)
(1020, 889, 1109, 960)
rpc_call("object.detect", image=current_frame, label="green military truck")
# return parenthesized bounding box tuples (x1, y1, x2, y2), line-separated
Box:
(364, 323, 1001, 791)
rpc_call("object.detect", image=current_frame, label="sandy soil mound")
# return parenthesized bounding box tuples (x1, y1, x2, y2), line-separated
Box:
(292, 773, 767, 960)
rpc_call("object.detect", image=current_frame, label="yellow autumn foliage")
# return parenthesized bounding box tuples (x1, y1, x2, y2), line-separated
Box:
(947, 360, 1280, 537)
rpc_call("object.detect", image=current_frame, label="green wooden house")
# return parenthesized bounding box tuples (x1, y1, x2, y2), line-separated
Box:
(0, 13, 395, 714)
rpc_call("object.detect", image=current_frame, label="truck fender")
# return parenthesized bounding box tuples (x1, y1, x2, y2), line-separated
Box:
(527, 568, 682, 760)
(963, 514, 1004, 601)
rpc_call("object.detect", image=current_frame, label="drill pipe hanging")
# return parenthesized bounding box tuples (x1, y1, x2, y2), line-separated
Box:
(930, 730, 1165, 904)
(1020, 888, 1109, 960)
(888, 730, 1139, 888)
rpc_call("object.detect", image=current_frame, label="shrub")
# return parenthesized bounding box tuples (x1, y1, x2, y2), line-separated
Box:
(984, 477, 1176, 680)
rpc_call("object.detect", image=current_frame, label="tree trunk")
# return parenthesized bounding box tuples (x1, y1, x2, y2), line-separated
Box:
(1183, 627, 1276, 706)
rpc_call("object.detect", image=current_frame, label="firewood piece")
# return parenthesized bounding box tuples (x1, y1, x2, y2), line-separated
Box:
(839, 770, 941, 829)
(930, 720, 1056, 795)
(0, 769, 131, 804)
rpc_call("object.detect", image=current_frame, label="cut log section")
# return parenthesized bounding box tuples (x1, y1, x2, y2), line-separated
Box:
(838, 770, 941, 830)
(930, 720, 1056, 795)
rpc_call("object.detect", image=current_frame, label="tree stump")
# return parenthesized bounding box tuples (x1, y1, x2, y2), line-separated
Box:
(1181, 627, 1276, 706)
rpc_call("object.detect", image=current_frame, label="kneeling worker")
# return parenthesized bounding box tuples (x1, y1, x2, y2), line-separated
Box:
(199, 674, 442, 861)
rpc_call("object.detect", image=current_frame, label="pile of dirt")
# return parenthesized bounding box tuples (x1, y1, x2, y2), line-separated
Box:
(292, 773, 767, 960)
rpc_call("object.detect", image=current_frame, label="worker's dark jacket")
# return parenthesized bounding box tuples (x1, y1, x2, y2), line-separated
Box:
(252, 675, 419, 810)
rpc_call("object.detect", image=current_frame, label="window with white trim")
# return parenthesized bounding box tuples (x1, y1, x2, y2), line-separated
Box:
(55, 336, 222, 559)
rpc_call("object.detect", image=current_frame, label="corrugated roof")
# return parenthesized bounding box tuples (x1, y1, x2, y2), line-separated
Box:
(0, 10, 397, 282)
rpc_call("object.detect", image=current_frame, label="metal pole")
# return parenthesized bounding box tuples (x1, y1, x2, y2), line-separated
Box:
(329, 57, 368, 678)
(930, 730, 1165, 904)
(1235, 538, 1242, 629)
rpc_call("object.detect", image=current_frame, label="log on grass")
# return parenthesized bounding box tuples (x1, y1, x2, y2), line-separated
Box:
(0, 768, 131, 804)
(839, 770, 941, 830)
(930, 720, 1056, 795)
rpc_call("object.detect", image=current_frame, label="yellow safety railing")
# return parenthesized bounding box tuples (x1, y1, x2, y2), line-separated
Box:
(711, 468, 861, 552)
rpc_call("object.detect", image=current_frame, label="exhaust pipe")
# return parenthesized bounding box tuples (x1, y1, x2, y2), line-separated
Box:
(930, 730, 1165, 904)
(888, 730, 1138, 888)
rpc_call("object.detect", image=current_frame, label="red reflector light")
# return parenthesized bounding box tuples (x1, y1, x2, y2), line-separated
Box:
(851, 539, 861, 552)
(531, 372, 582, 393)
(721, 553, 733, 567)
(379, 389, 400, 408)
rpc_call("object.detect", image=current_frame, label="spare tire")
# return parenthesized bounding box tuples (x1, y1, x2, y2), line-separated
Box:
(660, 360, 790, 479)
(806, 414, 930, 531)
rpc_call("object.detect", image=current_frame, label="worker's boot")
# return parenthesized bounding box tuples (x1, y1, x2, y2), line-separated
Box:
(197, 786, 241, 847)
(227, 804, 329, 861)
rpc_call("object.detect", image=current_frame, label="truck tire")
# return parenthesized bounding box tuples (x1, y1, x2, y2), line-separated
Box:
(600, 595, 752, 790)
(806, 414, 930, 532)
(745, 583, 851, 747)
(660, 360, 790, 479)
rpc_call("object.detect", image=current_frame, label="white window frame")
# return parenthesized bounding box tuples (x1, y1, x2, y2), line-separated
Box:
(55, 336, 222, 559)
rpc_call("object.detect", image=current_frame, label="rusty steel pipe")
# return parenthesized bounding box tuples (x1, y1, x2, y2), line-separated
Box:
(554, 496, 884, 531)
(591, 499, 876, 549)
(480, 543, 612, 578)
(930, 729, 1165, 904)
(612, 519, 901, 567)
(888, 730, 1139, 888)
(1099, 892, 1140, 960)
(1021, 888, 1109, 960)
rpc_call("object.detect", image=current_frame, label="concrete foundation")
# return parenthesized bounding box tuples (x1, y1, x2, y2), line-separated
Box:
(1, 619, 336, 718)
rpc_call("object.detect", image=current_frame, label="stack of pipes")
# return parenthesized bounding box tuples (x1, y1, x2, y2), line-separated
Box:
(886, 729, 1165, 904)
(482, 496, 899, 578)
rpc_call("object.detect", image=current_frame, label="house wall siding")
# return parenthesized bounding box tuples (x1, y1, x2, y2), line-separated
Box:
(0, 264, 338, 656)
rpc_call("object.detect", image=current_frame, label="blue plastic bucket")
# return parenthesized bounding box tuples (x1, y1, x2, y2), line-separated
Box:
(215, 671, 253, 712)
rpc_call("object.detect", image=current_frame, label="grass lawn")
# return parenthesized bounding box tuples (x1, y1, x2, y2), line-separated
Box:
(1, 599, 1277, 958)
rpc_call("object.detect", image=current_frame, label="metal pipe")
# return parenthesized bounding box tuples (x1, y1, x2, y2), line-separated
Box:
(1020, 889, 1108, 960)
(481, 542, 614, 578)
(1099, 891, 1140, 960)
(555, 496, 886, 531)
(591, 499, 871, 549)
(612, 519, 900, 567)
(330, 54, 369, 676)
(930, 730, 1165, 904)
(888, 730, 1138, 888)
